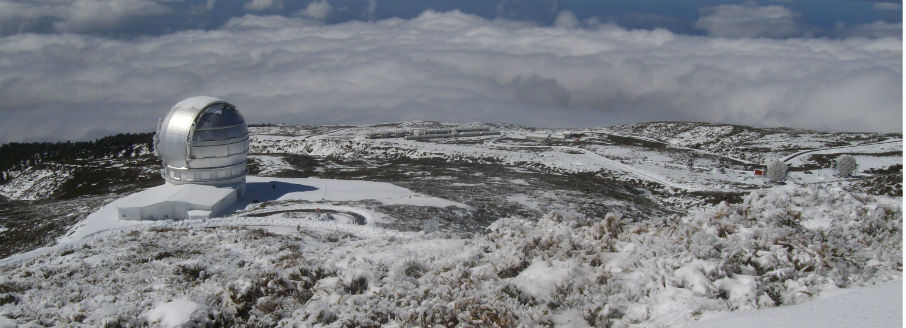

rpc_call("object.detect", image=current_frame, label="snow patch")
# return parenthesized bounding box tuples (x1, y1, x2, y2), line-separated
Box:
(143, 298, 209, 327)
(715, 274, 759, 310)
(506, 194, 542, 211)
(248, 155, 293, 176)
(0, 316, 16, 328)
(674, 260, 718, 296)
(513, 260, 590, 302)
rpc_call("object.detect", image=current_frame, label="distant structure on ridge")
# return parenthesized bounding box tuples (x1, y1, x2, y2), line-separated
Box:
(366, 127, 499, 140)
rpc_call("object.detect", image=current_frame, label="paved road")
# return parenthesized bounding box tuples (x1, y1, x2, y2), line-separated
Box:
(782, 139, 902, 164)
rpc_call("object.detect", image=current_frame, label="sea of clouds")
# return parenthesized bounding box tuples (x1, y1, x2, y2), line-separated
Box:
(0, 8, 900, 142)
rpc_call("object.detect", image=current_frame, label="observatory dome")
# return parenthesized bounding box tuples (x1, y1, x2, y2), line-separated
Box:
(765, 159, 789, 183)
(834, 155, 857, 177)
(154, 96, 249, 187)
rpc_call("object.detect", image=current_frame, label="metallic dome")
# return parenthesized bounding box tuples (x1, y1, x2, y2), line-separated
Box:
(154, 96, 249, 186)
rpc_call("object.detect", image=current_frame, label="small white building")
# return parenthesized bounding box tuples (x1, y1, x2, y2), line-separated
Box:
(116, 183, 239, 220)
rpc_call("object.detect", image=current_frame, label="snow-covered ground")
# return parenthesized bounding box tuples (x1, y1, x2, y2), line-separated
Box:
(784, 140, 902, 167)
(2, 122, 899, 205)
(248, 155, 295, 176)
(0, 168, 70, 200)
(53, 176, 469, 245)
(0, 122, 901, 327)
(608, 122, 895, 164)
(0, 180, 899, 327)
(248, 124, 901, 194)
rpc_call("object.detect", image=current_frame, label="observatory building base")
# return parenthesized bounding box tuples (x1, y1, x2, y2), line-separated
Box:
(116, 183, 242, 221)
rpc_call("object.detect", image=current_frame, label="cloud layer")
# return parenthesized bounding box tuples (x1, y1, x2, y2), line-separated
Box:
(0, 0, 170, 34)
(0, 1, 899, 40)
(0, 11, 900, 142)
(695, 5, 802, 39)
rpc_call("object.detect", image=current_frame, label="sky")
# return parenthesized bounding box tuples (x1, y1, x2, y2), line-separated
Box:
(0, 0, 901, 143)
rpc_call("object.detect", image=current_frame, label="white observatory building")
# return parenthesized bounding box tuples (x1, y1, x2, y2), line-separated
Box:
(155, 96, 249, 191)
(117, 96, 249, 221)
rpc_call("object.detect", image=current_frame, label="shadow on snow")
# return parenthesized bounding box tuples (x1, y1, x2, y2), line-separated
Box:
(221, 181, 319, 215)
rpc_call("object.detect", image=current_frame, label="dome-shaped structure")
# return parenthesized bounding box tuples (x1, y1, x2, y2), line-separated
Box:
(154, 96, 249, 187)
(765, 159, 788, 183)
(834, 155, 857, 177)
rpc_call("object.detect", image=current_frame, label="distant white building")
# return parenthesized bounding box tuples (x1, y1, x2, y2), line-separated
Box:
(117, 96, 249, 220)
(404, 127, 498, 140)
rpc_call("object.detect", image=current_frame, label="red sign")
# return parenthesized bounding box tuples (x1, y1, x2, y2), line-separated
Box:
(754, 169, 763, 176)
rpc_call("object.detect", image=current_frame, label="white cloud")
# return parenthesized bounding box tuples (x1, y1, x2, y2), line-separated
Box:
(873, 2, 901, 11)
(55, 0, 170, 33)
(222, 14, 319, 31)
(244, 0, 281, 11)
(0, 0, 170, 34)
(836, 20, 902, 39)
(0, 10, 900, 143)
(0, 1, 52, 34)
(695, 5, 802, 39)
(553, 10, 578, 29)
(299, 0, 333, 20)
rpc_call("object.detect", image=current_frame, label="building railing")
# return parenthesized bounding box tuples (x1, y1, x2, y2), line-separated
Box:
(161, 162, 247, 184)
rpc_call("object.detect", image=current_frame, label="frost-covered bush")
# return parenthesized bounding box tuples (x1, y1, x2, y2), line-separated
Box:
(0, 184, 900, 327)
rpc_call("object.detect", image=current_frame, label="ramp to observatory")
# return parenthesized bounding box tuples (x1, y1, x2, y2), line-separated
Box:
(116, 183, 238, 221)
